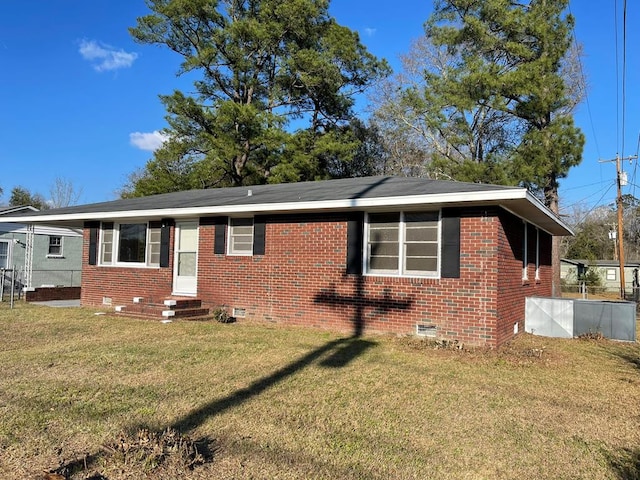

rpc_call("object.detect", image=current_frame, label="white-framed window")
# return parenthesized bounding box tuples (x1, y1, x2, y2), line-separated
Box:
(0, 240, 10, 269)
(47, 235, 63, 257)
(101, 225, 114, 264)
(228, 217, 254, 255)
(365, 211, 439, 277)
(606, 268, 617, 281)
(99, 222, 161, 267)
(147, 227, 162, 265)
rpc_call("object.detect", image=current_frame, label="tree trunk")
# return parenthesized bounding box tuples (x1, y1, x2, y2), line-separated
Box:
(544, 178, 562, 297)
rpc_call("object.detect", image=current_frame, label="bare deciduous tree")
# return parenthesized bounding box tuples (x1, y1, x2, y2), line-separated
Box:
(49, 177, 82, 208)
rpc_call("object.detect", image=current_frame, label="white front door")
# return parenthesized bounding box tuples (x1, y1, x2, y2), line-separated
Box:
(173, 221, 198, 295)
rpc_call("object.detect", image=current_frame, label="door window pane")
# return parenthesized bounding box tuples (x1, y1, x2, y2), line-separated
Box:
(177, 252, 197, 276)
(179, 226, 198, 251)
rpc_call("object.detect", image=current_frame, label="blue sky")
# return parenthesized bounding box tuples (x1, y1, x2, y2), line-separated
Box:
(0, 1, 637, 216)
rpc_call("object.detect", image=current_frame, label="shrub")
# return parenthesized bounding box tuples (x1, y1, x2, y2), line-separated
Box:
(212, 307, 235, 323)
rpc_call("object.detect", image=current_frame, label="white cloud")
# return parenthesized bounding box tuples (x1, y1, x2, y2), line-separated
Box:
(129, 131, 169, 151)
(363, 27, 377, 37)
(79, 39, 138, 72)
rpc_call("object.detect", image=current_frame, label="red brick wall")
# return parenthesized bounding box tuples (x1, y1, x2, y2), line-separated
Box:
(197, 210, 505, 346)
(79, 208, 552, 347)
(496, 211, 553, 345)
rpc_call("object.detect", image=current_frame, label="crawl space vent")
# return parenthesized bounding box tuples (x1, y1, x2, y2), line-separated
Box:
(233, 307, 247, 318)
(102, 297, 112, 306)
(416, 324, 437, 338)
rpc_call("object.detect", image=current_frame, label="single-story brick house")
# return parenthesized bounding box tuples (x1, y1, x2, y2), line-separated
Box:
(5, 176, 572, 346)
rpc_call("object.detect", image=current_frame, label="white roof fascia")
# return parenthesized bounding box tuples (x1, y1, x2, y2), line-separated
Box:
(5, 188, 529, 222)
(3, 187, 571, 235)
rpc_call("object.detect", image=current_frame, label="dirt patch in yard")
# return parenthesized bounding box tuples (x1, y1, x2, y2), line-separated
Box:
(394, 332, 568, 367)
(36, 428, 214, 480)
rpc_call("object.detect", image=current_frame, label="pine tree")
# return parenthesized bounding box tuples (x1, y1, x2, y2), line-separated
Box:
(426, 0, 584, 210)
(124, 0, 388, 196)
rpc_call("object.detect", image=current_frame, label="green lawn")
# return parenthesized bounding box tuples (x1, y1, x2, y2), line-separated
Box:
(1, 302, 639, 479)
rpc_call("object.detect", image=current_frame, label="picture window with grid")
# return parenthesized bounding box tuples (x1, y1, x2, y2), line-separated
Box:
(99, 222, 161, 267)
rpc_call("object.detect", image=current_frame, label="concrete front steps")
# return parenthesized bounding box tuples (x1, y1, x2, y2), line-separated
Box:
(114, 296, 211, 321)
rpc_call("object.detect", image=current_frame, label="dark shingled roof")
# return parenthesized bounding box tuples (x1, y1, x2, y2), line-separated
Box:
(2, 177, 511, 217)
(0, 176, 572, 235)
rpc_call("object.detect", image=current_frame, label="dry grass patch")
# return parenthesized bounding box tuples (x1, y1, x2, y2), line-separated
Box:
(0, 302, 639, 479)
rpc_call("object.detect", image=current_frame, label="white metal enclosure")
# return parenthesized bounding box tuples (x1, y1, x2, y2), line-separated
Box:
(525, 297, 636, 342)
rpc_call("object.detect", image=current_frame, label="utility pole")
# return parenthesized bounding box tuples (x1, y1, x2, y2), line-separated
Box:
(600, 154, 638, 299)
(616, 154, 626, 299)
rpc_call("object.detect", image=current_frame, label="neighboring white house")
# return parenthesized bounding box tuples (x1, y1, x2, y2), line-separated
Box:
(561, 258, 640, 299)
(0, 206, 83, 290)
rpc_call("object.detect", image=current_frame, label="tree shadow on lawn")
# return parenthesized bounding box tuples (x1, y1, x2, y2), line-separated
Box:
(171, 270, 409, 433)
(170, 335, 377, 433)
(45, 333, 376, 478)
(592, 341, 640, 480)
(606, 447, 640, 480)
(595, 339, 640, 372)
(615, 347, 640, 370)
(49, 267, 408, 477)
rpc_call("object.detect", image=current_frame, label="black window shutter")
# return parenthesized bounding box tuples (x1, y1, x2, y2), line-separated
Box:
(159, 218, 173, 268)
(253, 216, 266, 256)
(441, 210, 461, 278)
(85, 221, 100, 265)
(214, 217, 227, 254)
(346, 212, 364, 274)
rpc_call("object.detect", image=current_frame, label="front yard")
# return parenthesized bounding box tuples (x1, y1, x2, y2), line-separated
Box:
(1, 302, 639, 479)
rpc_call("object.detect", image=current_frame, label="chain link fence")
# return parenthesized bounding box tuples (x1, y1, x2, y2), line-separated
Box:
(561, 283, 640, 302)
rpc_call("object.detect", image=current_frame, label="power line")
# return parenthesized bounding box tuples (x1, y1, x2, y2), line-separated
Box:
(561, 180, 611, 193)
(614, 0, 620, 153)
(621, 0, 628, 159)
(559, 181, 615, 215)
(570, 183, 616, 225)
